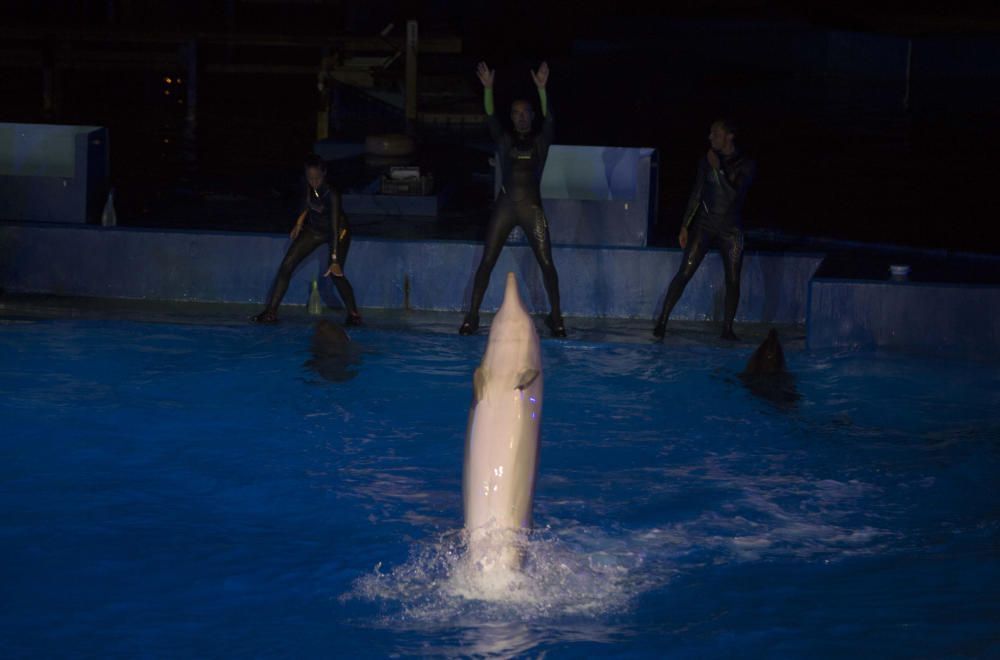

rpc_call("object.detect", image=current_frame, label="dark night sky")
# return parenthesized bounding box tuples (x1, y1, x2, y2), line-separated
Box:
(3, 1, 1000, 253)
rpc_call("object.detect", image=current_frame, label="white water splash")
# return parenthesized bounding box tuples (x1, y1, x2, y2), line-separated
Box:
(342, 474, 897, 632)
(343, 526, 653, 625)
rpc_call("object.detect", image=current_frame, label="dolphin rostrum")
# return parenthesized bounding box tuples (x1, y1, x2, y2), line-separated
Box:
(462, 272, 543, 570)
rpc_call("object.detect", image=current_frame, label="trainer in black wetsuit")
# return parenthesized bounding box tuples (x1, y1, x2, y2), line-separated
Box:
(253, 154, 361, 325)
(654, 119, 755, 341)
(459, 60, 565, 337)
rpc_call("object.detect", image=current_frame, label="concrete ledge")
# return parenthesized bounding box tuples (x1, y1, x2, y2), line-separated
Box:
(0, 223, 821, 322)
(807, 278, 1000, 358)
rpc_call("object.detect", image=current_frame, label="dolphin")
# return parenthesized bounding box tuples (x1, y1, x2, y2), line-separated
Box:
(739, 328, 799, 407)
(462, 272, 543, 571)
(303, 320, 359, 382)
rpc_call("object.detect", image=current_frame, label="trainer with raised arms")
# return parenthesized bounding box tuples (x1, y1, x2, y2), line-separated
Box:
(459, 60, 566, 338)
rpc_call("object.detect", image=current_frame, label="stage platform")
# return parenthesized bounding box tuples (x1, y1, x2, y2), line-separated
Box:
(0, 222, 819, 323)
(2, 222, 998, 359)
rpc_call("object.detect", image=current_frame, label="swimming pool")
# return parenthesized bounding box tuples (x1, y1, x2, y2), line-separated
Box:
(1, 313, 997, 658)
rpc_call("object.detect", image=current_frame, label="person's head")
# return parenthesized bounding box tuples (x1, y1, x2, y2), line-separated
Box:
(708, 119, 738, 154)
(304, 153, 327, 190)
(510, 99, 535, 134)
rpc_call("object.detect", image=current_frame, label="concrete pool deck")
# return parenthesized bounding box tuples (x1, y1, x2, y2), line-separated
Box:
(0, 292, 806, 352)
(1, 222, 998, 359)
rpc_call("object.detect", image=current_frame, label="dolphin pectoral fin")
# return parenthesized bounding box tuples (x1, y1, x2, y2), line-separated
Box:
(474, 367, 488, 402)
(515, 369, 540, 390)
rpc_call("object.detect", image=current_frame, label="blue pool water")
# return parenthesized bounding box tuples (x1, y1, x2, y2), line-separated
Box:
(0, 316, 997, 658)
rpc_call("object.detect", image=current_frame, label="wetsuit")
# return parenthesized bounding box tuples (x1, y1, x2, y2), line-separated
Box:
(655, 150, 756, 337)
(462, 85, 563, 334)
(261, 182, 359, 320)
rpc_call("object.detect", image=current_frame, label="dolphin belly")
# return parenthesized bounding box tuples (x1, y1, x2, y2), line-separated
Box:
(461, 273, 544, 571)
(463, 382, 542, 532)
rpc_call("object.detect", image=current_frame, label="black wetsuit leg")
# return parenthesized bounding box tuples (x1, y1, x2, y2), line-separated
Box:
(466, 196, 563, 325)
(329, 228, 360, 318)
(467, 195, 520, 318)
(264, 227, 328, 312)
(518, 201, 562, 319)
(655, 223, 711, 331)
(719, 229, 744, 335)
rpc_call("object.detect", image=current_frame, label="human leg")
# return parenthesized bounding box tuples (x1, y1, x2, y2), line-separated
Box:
(254, 228, 327, 322)
(461, 197, 518, 334)
(719, 229, 745, 340)
(329, 228, 362, 325)
(520, 203, 565, 337)
(653, 224, 710, 337)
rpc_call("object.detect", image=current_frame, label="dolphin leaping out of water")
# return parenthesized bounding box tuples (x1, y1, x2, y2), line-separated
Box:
(462, 272, 543, 571)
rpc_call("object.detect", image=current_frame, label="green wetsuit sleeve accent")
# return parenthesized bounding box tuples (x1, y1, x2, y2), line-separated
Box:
(537, 87, 548, 117)
(484, 87, 503, 143)
(484, 87, 495, 115)
(538, 87, 553, 147)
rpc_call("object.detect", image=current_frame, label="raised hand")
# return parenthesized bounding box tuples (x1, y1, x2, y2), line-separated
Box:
(476, 61, 495, 88)
(530, 61, 549, 88)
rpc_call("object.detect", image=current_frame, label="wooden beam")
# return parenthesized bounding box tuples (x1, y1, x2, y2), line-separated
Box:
(0, 27, 462, 53)
(328, 70, 375, 87)
(418, 112, 485, 124)
(204, 64, 317, 75)
(404, 20, 418, 129)
(53, 51, 179, 69)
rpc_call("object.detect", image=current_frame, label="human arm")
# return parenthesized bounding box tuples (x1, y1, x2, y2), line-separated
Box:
(477, 61, 504, 143)
(290, 209, 307, 239)
(681, 159, 707, 231)
(709, 150, 755, 206)
(532, 62, 554, 143)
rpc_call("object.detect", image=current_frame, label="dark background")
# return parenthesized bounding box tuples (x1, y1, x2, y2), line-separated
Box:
(3, 1, 1000, 254)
